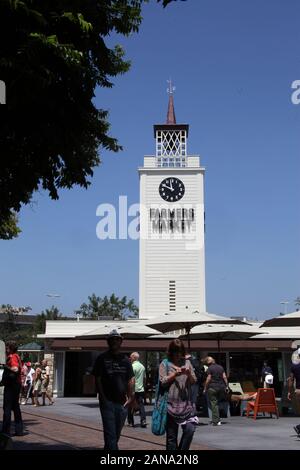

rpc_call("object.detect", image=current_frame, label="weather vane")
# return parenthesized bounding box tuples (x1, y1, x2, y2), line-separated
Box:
(167, 78, 175, 95)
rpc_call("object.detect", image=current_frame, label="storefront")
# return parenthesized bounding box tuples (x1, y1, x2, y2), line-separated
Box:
(43, 334, 295, 398)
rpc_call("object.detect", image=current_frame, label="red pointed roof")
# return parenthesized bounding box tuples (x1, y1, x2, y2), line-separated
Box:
(153, 85, 189, 137)
(166, 94, 176, 124)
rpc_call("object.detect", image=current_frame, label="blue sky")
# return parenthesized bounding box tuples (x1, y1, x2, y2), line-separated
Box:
(1, 0, 299, 319)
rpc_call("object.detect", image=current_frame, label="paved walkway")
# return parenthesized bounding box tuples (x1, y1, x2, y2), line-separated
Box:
(1, 398, 300, 450)
(1, 398, 211, 451)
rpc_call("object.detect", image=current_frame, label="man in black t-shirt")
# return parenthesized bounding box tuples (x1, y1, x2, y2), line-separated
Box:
(203, 356, 229, 426)
(92, 329, 134, 450)
(288, 348, 300, 437)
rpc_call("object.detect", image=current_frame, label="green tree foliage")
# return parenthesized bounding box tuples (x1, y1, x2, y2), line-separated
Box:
(0, 304, 33, 345)
(0, 0, 144, 237)
(0, 212, 21, 240)
(0, 304, 64, 345)
(33, 306, 63, 337)
(76, 293, 138, 320)
(0, 1, 180, 239)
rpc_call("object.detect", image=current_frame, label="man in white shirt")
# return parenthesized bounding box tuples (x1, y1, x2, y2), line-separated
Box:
(127, 352, 147, 428)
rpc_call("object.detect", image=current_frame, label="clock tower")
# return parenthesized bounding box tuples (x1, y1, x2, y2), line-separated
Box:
(139, 83, 206, 318)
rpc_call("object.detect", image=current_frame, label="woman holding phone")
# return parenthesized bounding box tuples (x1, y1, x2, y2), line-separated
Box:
(159, 339, 197, 450)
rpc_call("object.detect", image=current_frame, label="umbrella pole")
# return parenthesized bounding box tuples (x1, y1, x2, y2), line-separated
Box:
(187, 328, 191, 352)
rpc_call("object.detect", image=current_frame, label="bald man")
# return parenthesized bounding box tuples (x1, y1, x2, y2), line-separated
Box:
(203, 356, 229, 426)
(127, 352, 146, 428)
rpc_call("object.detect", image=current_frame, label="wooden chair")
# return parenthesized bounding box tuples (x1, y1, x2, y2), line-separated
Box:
(246, 388, 279, 420)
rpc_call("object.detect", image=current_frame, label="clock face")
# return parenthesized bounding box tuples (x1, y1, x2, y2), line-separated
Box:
(159, 177, 185, 202)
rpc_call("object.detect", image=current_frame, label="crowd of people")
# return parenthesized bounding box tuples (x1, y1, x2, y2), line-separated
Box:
(1, 335, 300, 450)
(91, 330, 232, 450)
(91, 330, 300, 451)
(0, 341, 54, 437)
(19, 358, 54, 407)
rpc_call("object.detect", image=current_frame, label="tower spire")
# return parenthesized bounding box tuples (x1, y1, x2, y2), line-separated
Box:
(166, 79, 176, 125)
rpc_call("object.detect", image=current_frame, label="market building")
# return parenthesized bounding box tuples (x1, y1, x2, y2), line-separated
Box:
(37, 94, 300, 402)
(38, 319, 300, 399)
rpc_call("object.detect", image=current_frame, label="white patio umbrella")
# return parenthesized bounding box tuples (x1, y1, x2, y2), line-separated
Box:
(261, 311, 300, 327)
(147, 311, 250, 350)
(179, 323, 264, 352)
(75, 323, 161, 339)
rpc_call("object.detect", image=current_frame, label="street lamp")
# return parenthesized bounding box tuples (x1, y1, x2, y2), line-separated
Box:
(280, 301, 289, 315)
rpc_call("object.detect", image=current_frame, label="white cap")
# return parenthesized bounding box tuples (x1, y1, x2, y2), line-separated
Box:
(265, 374, 273, 385)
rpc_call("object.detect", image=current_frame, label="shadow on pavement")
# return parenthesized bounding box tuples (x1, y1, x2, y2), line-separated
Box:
(12, 440, 75, 450)
(71, 402, 99, 408)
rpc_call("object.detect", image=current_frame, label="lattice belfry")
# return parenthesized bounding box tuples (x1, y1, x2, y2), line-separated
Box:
(156, 129, 187, 167)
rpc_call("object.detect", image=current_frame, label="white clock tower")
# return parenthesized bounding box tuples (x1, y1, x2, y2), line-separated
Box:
(139, 84, 206, 318)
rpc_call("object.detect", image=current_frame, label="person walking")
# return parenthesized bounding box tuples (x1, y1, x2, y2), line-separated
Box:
(159, 339, 197, 450)
(127, 352, 147, 428)
(24, 362, 35, 405)
(288, 348, 300, 437)
(185, 353, 203, 411)
(92, 329, 135, 450)
(19, 361, 28, 405)
(33, 364, 42, 406)
(203, 356, 229, 426)
(41, 360, 54, 405)
(1, 341, 24, 436)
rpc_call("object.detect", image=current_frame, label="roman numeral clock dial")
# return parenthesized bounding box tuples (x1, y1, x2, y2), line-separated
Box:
(159, 178, 185, 202)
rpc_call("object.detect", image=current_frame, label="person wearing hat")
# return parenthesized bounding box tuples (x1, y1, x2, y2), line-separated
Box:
(92, 329, 135, 450)
(264, 374, 274, 388)
(261, 361, 273, 388)
(288, 347, 300, 437)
